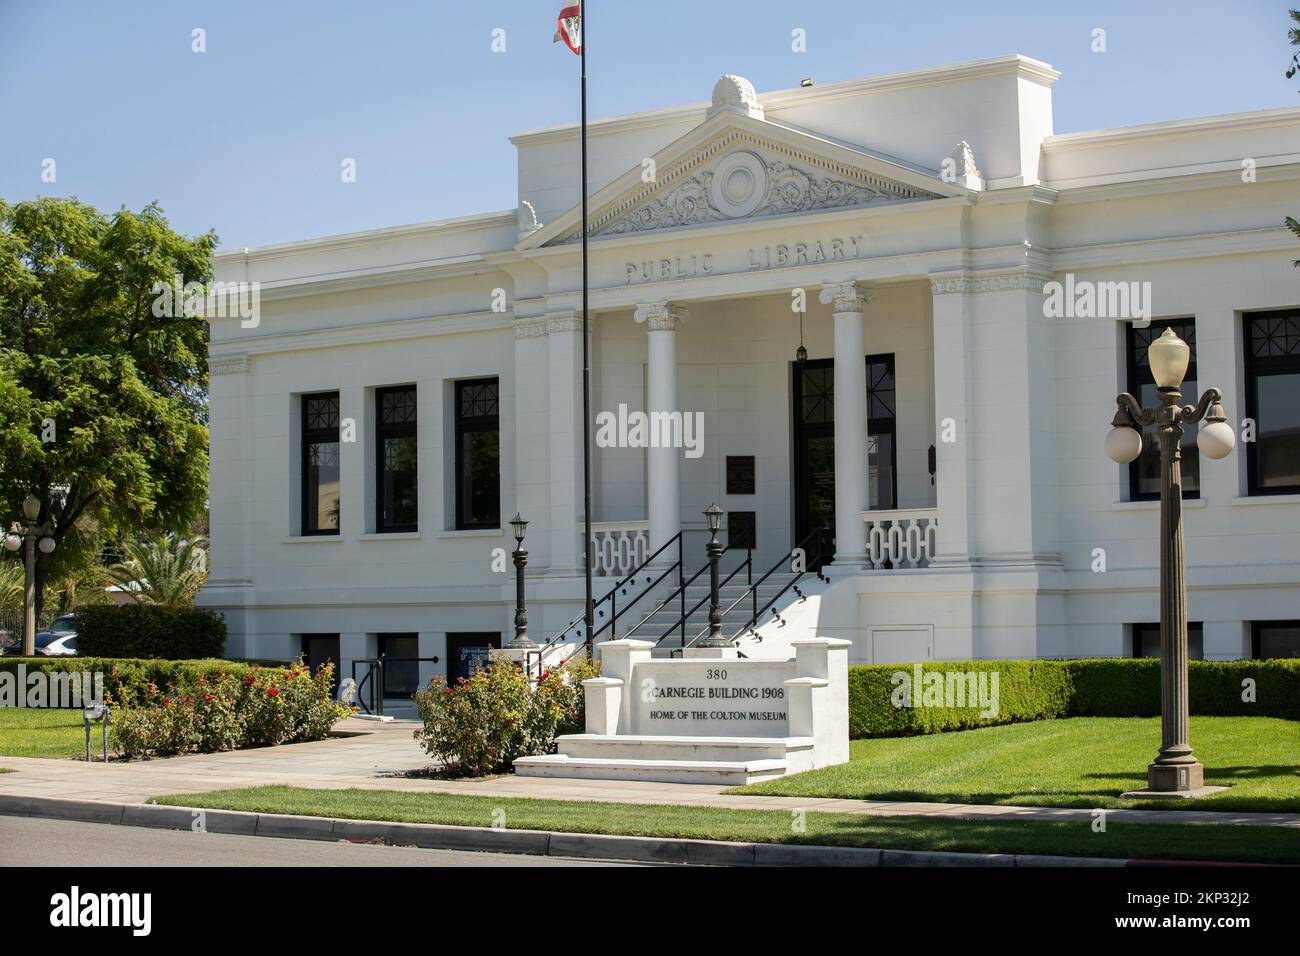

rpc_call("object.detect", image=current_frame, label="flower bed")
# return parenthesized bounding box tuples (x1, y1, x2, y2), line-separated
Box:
(110, 661, 351, 759)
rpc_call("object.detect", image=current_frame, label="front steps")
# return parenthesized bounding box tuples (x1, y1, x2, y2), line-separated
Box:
(514, 734, 816, 785)
(621, 574, 804, 656)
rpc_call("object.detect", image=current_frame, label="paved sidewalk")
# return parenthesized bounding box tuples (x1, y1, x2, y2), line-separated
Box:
(1, 717, 1296, 829)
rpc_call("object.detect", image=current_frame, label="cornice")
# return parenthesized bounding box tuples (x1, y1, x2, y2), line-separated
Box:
(210, 310, 510, 357)
(511, 55, 1058, 146)
(1046, 161, 1300, 202)
(1049, 226, 1296, 271)
(248, 255, 504, 302)
(1042, 106, 1300, 152)
(212, 210, 517, 264)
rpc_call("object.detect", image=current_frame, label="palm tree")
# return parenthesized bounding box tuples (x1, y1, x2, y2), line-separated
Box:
(105, 533, 209, 607)
(0, 558, 23, 609)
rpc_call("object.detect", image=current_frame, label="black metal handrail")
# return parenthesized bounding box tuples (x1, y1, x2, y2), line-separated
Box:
(739, 526, 831, 637)
(671, 525, 831, 654)
(349, 655, 440, 716)
(656, 547, 751, 647)
(528, 530, 688, 673)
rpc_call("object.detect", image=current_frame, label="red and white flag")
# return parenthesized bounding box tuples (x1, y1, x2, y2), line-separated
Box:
(554, 2, 581, 55)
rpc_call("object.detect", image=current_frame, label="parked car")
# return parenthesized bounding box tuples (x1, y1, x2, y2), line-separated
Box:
(36, 632, 78, 657)
(34, 613, 77, 657)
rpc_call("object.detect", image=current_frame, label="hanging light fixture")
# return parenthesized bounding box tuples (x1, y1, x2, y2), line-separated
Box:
(795, 310, 807, 364)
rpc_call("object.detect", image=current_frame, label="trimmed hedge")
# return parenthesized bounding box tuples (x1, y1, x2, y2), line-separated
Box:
(848, 658, 1300, 739)
(76, 605, 226, 659)
(0, 657, 290, 703)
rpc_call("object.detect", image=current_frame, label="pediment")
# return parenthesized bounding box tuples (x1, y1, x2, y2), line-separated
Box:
(521, 110, 963, 249)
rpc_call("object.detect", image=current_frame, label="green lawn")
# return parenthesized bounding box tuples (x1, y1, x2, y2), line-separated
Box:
(733, 717, 1300, 812)
(0, 708, 91, 759)
(152, 785, 1300, 864)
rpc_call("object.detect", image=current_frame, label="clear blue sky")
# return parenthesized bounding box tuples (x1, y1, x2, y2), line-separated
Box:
(1, 0, 1295, 250)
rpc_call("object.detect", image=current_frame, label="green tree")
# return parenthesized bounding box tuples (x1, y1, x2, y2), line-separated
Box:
(106, 533, 209, 607)
(0, 197, 215, 619)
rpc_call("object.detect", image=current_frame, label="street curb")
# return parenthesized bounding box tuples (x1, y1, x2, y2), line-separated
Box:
(0, 794, 1130, 867)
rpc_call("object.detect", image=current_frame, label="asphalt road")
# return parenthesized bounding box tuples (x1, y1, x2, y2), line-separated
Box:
(0, 815, 641, 867)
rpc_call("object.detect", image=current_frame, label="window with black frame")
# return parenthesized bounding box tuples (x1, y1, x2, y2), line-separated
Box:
(455, 378, 501, 530)
(1126, 319, 1199, 501)
(1251, 621, 1300, 659)
(301, 392, 341, 535)
(1131, 622, 1203, 660)
(376, 385, 418, 532)
(1244, 310, 1300, 495)
(866, 354, 897, 510)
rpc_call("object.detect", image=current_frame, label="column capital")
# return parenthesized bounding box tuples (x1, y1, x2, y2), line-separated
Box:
(818, 281, 872, 313)
(633, 301, 688, 331)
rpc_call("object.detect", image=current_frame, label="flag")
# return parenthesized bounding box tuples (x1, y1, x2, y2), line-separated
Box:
(554, 2, 581, 55)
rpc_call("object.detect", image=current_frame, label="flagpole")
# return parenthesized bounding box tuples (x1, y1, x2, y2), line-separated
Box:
(580, 4, 595, 657)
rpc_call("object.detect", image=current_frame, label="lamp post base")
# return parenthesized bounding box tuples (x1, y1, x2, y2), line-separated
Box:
(1120, 761, 1228, 799)
(682, 646, 738, 660)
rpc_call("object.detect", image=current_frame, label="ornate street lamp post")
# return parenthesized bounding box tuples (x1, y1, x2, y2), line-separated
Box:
(1105, 327, 1236, 796)
(3, 494, 57, 657)
(504, 513, 536, 651)
(696, 503, 729, 649)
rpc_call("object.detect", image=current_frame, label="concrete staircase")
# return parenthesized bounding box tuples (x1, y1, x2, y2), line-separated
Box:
(622, 575, 804, 656)
(514, 734, 816, 785)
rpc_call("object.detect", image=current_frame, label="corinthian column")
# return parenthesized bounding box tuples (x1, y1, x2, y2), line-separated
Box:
(634, 302, 688, 558)
(819, 281, 872, 564)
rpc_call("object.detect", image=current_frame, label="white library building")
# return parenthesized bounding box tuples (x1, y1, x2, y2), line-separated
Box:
(200, 55, 1300, 692)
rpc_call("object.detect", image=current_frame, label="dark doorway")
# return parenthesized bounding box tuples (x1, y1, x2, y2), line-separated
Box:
(446, 632, 502, 684)
(300, 634, 340, 695)
(377, 633, 419, 698)
(792, 355, 897, 566)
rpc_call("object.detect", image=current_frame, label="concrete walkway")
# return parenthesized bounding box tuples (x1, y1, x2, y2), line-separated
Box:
(1, 717, 1296, 829)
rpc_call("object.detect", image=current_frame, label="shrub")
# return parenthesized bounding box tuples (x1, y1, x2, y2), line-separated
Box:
(109, 661, 350, 759)
(847, 657, 1300, 739)
(413, 655, 600, 777)
(76, 605, 227, 659)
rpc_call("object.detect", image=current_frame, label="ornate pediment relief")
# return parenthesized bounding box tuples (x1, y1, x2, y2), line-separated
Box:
(552, 126, 945, 245)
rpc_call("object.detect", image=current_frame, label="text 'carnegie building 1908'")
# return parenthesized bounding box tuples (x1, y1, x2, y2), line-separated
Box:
(200, 55, 1300, 690)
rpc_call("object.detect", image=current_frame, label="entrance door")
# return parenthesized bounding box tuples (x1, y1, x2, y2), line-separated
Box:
(792, 355, 897, 566)
(446, 632, 501, 684)
(377, 633, 419, 698)
(300, 634, 340, 695)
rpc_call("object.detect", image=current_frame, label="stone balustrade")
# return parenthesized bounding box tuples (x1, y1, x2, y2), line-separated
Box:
(861, 508, 938, 569)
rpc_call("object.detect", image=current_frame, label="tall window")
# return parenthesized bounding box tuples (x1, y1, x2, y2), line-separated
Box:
(1244, 310, 1300, 495)
(866, 354, 897, 510)
(301, 392, 340, 535)
(455, 378, 500, 529)
(1126, 319, 1199, 501)
(376, 385, 418, 532)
